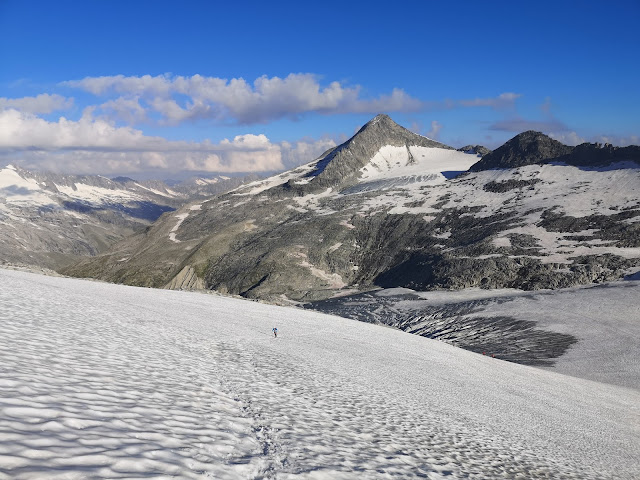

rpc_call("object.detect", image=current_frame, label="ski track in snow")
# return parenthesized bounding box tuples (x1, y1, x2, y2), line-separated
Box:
(1, 269, 639, 479)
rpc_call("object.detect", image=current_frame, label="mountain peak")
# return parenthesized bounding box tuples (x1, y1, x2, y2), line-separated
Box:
(304, 114, 452, 190)
(470, 131, 572, 171)
(362, 113, 395, 128)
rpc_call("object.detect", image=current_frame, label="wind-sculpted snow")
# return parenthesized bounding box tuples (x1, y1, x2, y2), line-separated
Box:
(1, 269, 639, 479)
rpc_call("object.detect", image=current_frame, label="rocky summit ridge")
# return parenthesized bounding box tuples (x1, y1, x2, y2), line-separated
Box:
(471, 130, 640, 171)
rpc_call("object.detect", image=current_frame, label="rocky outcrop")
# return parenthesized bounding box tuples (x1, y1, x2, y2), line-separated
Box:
(470, 131, 572, 171)
(165, 265, 205, 290)
(564, 142, 640, 167)
(457, 145, 491, 156)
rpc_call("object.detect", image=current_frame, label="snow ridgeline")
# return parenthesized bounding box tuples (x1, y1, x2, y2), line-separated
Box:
(0, 269, 638, 479)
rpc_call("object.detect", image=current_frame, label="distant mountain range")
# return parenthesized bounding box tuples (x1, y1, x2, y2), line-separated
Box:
(0, 165, 257, 270)
(61, 114, 640, 302)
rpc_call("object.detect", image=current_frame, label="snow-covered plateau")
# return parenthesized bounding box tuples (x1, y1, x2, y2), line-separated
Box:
(1, 268, 638, 479)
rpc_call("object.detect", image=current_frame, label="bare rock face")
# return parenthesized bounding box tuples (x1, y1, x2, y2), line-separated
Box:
(457, 145, 491, 156)
(165, 265, 205, 290)
(471, 131, 640, 172)
(564, 142, 640, 167)
(63, 115, 640, 302)
(470, 131, 572, 171)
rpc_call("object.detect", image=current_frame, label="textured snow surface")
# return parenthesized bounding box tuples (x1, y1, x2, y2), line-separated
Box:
(1, 269, 639, 479)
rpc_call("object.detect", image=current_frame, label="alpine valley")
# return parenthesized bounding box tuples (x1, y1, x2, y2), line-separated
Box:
(0, 165, 256, 270)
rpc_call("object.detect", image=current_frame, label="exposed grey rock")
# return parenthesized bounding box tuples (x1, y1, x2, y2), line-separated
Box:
(457, 145, 491, 156)
(165, 265, 205, 290)
(482, 178, 541, 193)
(564, 142, 640, 167)
(470, 131, 572, 171)
(471, 132, 640, 172)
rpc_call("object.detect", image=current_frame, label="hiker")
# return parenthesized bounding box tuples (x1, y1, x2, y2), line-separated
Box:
(272, 327, 278, 338)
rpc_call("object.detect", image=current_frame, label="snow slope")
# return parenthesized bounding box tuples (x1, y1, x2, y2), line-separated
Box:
(1, 269, 638, 479)
(359, 146, 476, 182)
(310, 282, 640, 389)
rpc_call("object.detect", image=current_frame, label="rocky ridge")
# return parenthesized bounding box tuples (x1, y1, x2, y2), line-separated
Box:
(457, 145, 492, 157)
(472, 130, 640, 171)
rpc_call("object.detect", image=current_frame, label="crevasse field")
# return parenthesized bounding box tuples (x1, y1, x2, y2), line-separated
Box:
(0, 269, 638, 479)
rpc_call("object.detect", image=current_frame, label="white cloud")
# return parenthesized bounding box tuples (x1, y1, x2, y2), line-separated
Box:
(425, 120, 442, 140)
(280, 137, 337, 170)
(64, 74, 173, 96)
(0, 94, 73, 114)
(0, 109, 334, 175)
(99, 96, 147, 124)
(459, 92, 521, 109)
(549, 131, 586, 146)
(0, 108, 155, 151)
(63, 74, 522, 125)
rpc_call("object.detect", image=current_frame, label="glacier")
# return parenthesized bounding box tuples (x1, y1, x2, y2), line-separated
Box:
(0, 268, 638, 479)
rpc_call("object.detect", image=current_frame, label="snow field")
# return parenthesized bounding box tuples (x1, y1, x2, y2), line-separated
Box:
(0, 166, 53, 207)
(0, 269, 639, 479)
(360, 146, 477, 182)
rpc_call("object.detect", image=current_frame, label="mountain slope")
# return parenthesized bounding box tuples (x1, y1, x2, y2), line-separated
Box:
(2, 268, 638, 479)
(0, 165, 255, 270)
(64, 117, 640, 302)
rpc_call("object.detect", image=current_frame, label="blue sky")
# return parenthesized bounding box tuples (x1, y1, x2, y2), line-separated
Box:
(1, 0, 638, 178)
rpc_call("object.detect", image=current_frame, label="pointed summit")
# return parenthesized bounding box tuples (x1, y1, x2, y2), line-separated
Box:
(470, 131, 572, 171)
(306, 114, 452, 190)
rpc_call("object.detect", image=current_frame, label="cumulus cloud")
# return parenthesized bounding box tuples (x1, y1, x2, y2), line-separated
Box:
(0, 94, 73, 114)
(425, 120, 442, 140)
(459, 92, 521, 109)
(548, 131, 586, 146)
(0, 109, 334, 175)
(99, 96, 148, 124)
(62, 73, 521, 125)
(280, 137, 337, 170)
